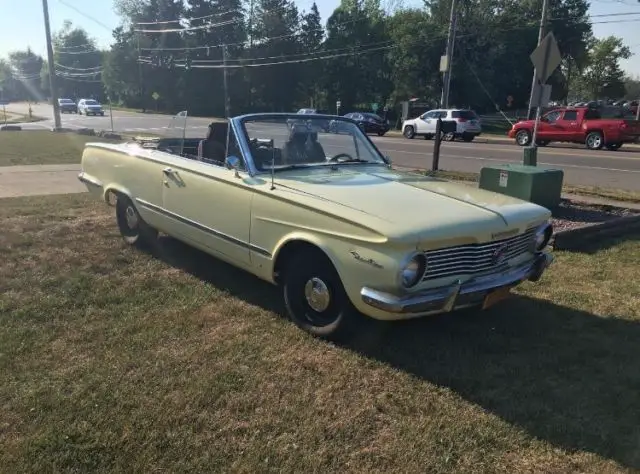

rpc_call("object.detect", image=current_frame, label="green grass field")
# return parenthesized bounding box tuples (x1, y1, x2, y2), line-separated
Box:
(1, 193, 639, 472)
(0, 131, 121, 166)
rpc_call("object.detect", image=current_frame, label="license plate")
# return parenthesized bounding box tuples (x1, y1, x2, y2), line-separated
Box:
(482, 287, 512, 310)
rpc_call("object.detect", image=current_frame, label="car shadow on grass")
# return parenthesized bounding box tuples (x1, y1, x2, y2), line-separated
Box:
(149, 235, 640, 469)
(344, 297, 640, 469)
(153, 235, 285, 315)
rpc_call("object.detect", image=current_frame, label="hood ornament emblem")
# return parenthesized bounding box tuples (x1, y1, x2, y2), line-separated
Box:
(491, 244, 509, 266)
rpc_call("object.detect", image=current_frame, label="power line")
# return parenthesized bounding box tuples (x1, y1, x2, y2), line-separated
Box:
(135, 9, 236, 25)
(56, 0, 114, 31)
(134, 18, 240, 34)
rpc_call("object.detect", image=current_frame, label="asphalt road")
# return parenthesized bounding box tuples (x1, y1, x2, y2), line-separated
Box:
(6, 102, 640, 191)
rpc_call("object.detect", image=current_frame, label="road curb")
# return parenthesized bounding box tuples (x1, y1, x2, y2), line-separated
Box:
(551, 214, 640, 251)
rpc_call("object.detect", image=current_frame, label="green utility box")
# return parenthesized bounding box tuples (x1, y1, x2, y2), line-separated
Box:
(479, 164, 564, 209)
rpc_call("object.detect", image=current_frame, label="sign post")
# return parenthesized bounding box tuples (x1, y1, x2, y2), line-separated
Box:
(336, 100, 341, 115)
(109, 98, 114, 132)
(526, 31, 561, 166)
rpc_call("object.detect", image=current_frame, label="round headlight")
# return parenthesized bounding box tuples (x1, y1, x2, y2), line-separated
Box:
(399, 253, 427, 288)
(533, 223, 553, 251)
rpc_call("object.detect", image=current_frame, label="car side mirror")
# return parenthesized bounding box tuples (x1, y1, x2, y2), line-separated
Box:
(225, 155, 242, 172)
(384, 155, 392, 167)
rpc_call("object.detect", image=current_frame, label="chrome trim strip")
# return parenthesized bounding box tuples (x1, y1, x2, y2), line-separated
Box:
(135, 198, 271, 258)
(361, 252, 554, 316)
(77, 172, 103, 189)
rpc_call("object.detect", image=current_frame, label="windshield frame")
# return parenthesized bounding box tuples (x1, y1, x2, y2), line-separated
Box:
(234, 113, 391, 177)
(84, 100, 99, 106)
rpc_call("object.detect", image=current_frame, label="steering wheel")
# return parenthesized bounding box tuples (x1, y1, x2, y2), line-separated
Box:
(329, 153, 355, 162)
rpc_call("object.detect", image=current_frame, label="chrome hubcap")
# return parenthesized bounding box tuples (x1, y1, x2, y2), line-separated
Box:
(125, 206, 138, 229)
(304, 277, 331, 312)
(588, 135, 601, 148)
(517, 132, 528, 145)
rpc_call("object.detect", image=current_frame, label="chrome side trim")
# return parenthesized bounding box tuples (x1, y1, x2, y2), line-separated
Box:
(77, 172, 103, 189)
(361, 252, 554, 316)
(135, 198, 272, 258)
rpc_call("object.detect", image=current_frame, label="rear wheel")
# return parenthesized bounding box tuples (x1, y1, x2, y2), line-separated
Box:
(443, 132, 456, 141)
(515, 129, 531, 146)
(536, 140, 549, 147)
(606, 142, 622, 151)
(282, 249, 357, 340)
(403, 125, 415, 139)
(462, 133, 475, 142)
(115, 194, 158, 249)
(586, 131, 604, 150)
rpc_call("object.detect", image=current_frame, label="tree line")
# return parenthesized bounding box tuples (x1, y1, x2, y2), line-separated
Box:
(0, 0, 638, 118)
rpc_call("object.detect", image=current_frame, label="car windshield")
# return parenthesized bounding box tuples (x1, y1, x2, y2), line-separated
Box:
(242, 116, 387, 172)
(85, 100, 98, 105)
(60, 99, 73, 103)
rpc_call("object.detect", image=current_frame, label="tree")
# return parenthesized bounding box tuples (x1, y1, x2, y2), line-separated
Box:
(298, 2, 324, 107)
(324, 0, 392, 112)
(53, 21, 105, 101)
(183, 0, 247, 115)
(575, 36, 632, 100)
(250, 0, 301, 111)
(7, 49, 45, 101)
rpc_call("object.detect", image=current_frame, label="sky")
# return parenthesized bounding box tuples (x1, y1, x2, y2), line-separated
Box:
(1, 0, 640, 77)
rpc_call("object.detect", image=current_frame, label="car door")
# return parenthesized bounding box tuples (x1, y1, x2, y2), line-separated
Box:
(159, 125, 253, 267)
(554, 109, 580, 141)
(416, 111, 437, 133)
(539, 110, 563, 140)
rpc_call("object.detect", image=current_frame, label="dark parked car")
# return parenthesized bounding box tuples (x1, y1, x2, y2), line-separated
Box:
(343, 112, 390, 136)
(286, 108, 332, 132)
(58, 98, 77, 113)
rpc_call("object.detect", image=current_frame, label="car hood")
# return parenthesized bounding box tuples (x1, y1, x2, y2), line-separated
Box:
(273, 166, 550, 245)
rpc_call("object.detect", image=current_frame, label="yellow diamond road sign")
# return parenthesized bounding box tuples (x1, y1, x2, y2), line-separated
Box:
(530, 32, 562, 84)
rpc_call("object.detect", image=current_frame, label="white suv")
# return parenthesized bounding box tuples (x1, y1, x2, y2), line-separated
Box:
(402, 109, 482, 142)
(77, 98, 104, 116)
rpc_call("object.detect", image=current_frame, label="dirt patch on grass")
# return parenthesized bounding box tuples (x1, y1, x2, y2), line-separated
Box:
(0, 193, 639, 472)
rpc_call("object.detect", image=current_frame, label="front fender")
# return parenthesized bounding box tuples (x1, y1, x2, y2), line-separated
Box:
(269, 231, 413, 309)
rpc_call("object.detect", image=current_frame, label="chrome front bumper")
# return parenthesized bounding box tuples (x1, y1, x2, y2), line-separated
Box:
(360, 252, 553, 316)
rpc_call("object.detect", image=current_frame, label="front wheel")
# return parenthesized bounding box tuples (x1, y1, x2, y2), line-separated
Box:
(282, 250, 357, 340)
(115, 194, 158, 249)
(586, 131, 604, 150)
(377, 130, 386, 137)
(515, 129, 531, 146)
(403, 125, 415, 139)
(462, 134, 475, 142)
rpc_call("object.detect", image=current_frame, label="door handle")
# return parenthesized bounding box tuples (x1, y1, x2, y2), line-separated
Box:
(163, 167, 175, 175)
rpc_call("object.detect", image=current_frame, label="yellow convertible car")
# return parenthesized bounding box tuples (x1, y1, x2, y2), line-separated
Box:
(79, 113, 554, 340)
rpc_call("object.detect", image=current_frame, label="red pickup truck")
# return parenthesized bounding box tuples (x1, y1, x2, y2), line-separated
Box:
(508, 106, 640, 151)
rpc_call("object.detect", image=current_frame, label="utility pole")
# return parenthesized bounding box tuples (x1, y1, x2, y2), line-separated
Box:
(440, 0, 458, 109)
(222, 44, 230, 118)
(42, 0, 61, 130)
(526, 0, 550, 120)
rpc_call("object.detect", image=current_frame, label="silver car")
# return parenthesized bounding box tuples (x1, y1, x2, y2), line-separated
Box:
(77, 99, 104, 116)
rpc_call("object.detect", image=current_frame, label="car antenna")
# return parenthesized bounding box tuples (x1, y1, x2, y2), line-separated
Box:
(269, 138, 276, 190)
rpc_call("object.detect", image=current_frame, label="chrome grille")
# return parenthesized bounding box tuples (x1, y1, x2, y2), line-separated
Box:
(422, 227, 537, 281)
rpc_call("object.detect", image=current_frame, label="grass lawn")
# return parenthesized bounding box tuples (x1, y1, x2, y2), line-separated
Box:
(0, 131, 121, 166)
(1, 193, 639, 472)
